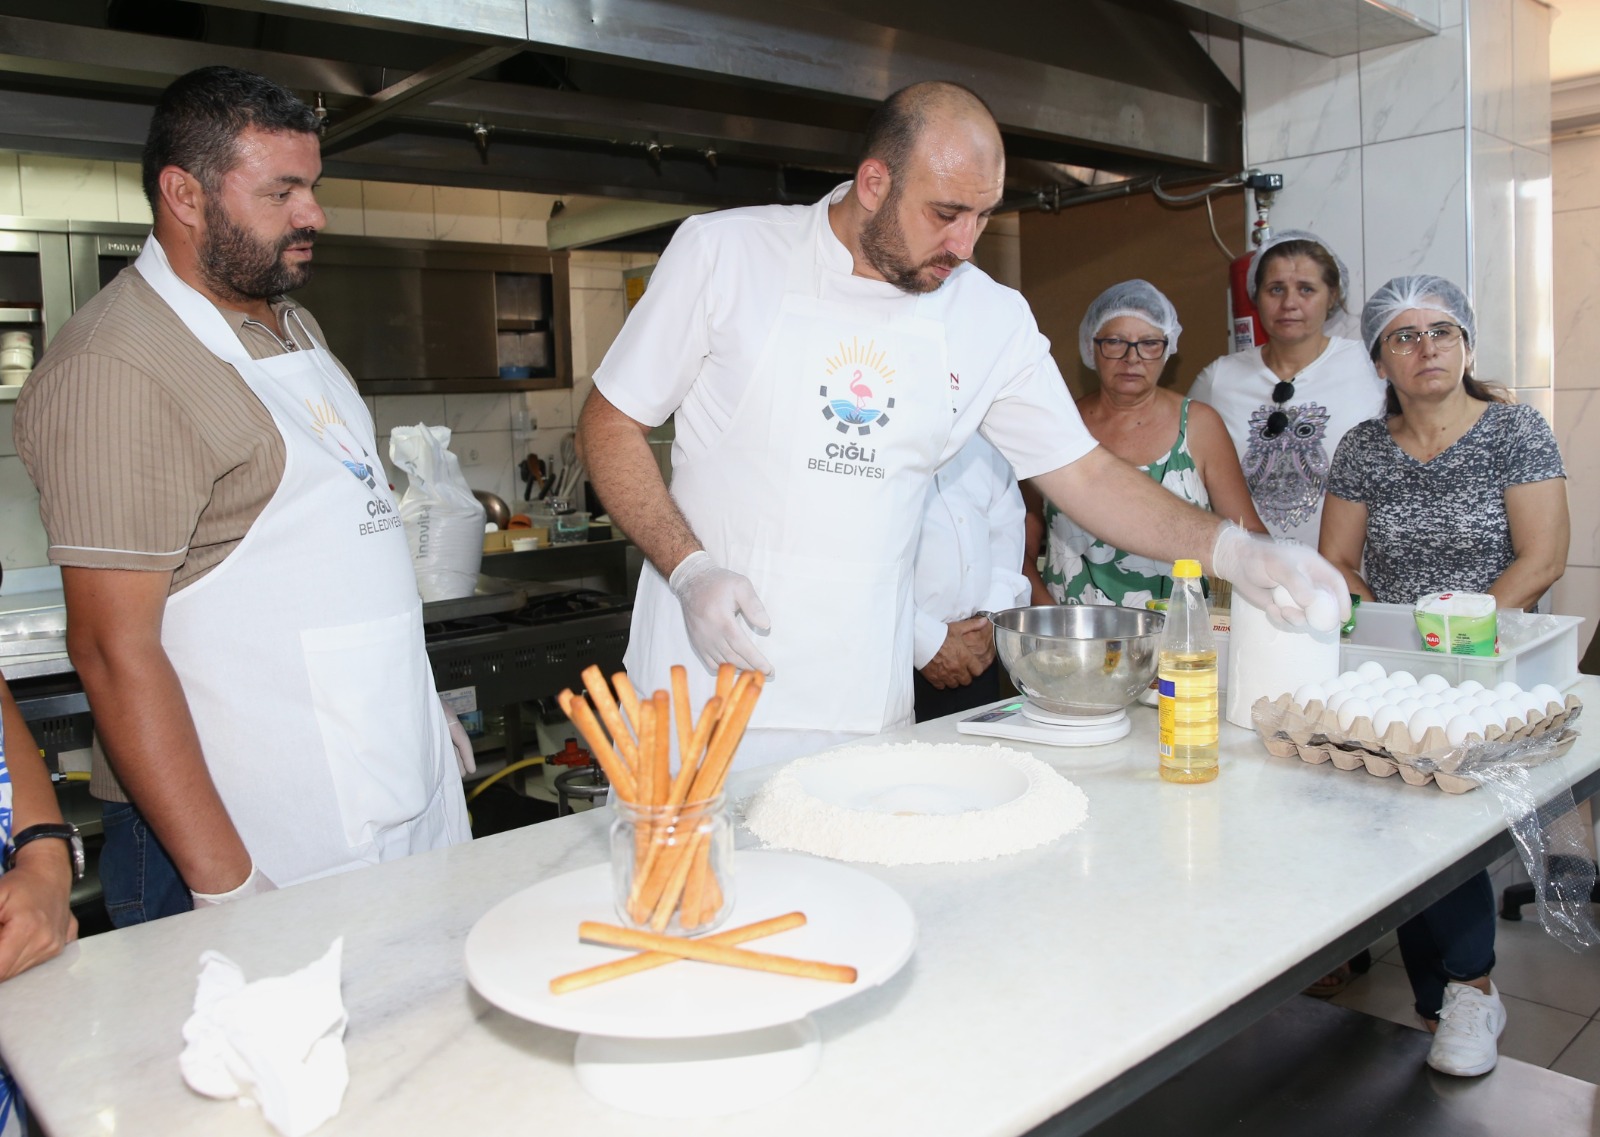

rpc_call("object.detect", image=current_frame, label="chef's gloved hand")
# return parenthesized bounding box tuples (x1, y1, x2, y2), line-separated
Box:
(1210, 524, 1349, 633)
(669, 550, 774, 677)
(441, 699, 476, 776)
(191, 863, 277, 909)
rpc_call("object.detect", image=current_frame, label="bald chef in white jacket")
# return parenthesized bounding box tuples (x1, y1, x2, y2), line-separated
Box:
(911, 436, 1028, 722)
(579, 81, 1348, 768)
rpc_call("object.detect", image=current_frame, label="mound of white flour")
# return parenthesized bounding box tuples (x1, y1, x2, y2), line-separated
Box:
(741, 741, 1088, 866)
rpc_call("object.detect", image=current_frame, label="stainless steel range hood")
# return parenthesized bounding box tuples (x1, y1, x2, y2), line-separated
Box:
(0, 0, 1245, 217)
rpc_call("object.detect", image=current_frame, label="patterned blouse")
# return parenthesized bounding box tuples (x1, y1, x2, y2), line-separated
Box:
(1044, 398, 1210, 608)
(1323, 402, 1565, 605)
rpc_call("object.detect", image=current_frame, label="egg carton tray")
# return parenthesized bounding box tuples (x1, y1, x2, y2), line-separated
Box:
(1250, 692, 1582, 794)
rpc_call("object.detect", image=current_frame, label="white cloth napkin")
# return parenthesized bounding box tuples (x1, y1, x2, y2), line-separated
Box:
(179, 937, 349, 1137)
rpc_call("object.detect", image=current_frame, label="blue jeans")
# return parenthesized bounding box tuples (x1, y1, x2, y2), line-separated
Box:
(1396, 869, 1497, 1020)
(99, 801, 192, 927)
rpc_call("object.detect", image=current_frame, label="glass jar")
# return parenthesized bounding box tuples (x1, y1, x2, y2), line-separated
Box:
(610, 795, 733, 935)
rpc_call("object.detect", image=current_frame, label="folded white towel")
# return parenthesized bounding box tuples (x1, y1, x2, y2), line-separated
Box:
(179, 938, 349, 1137)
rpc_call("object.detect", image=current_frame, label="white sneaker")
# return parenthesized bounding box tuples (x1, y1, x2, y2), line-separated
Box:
(1427, 980, 1506, 1076)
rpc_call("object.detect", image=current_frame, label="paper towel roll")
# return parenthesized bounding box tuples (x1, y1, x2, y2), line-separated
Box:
(1225, 593, 1341, 728)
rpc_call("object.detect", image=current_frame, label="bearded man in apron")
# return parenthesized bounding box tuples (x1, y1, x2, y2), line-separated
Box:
(15, 67, 469, 925)
(580, 81, 1349, 767)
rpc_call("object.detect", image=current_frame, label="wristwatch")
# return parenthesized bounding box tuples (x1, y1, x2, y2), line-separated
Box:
(5, 823, 85, 882)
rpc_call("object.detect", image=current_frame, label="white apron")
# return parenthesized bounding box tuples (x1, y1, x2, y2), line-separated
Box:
(626, 208, 954, 760)
(135, 237, 468, 886)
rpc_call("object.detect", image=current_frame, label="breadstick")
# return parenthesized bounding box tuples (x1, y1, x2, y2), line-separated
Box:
(635, 698, 656, 810)
(556, 690, 637, 802)
(626, 695, 723, 920)
(670, 665, 693, 764)
(715, 662, 736, 702)
(579, 921, 856, 984)
(651, 689, 671, 806)
(613, 672, 644, 740)
(648, 829, 703, 931)
(549, 912, 807, 994)
(580, 665, 638, 772)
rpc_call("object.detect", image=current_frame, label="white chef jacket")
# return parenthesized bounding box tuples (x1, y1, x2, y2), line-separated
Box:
(595, 184, 1096, 480)
(912, 435, 1029, 669)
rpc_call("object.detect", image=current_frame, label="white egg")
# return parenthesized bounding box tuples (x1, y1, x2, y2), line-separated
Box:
(1333, 670, 1364, 690)
(1388, 670, 1419, 688)
(1372, 704, 1407, 735)
(1338, 698, 1374, 732)
(1306, 593, 1341, 634)
(1469, 704, 1504, 733)
(1393, 698, 1425, 720)
(1517, 691, 1547, 721)
(1529, 684, 1563, 711)
(1349, 683, 1380, 701)
(1471, 689, 1502, 706)
(1448, 699, 1482, 718)
(1408, 707, 1448, 742)
(1444, 715, 1483, 747)
(1418, 693, 1448, 709)
(1492, 681, 1523, 700)
(1292, 683, 1327, 707)
(1490, 699, 1524, 726)
(1455, 679, 1485, 696)
(1417, 673, 1451, 694)
(1324, 689, 1353, 714)
(1355, 660, 1387, 682)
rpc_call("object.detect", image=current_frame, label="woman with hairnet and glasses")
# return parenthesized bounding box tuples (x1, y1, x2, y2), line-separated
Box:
(1189, 231, 1387, 546)
(1320, 276, 1568, 1079)
(1022, 280, 1265, 610)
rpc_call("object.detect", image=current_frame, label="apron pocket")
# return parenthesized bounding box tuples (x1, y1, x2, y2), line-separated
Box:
(301, 608, 441, 851)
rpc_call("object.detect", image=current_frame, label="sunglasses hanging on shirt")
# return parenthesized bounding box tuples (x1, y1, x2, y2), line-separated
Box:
(1263, 380, 1295, 438)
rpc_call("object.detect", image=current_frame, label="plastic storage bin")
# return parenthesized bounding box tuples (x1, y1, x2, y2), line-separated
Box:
(1215, 602, 1583, 694)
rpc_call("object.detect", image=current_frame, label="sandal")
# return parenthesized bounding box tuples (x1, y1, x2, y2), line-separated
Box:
(1304, 963, 1353, 999)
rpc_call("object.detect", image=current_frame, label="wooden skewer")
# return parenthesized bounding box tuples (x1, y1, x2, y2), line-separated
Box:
(578, 921, 856, 984)
(549, 912, 807, 995)
(556, 690, 637, 802)
(670, 665, 693, 765)
(581, 665, 638, 773)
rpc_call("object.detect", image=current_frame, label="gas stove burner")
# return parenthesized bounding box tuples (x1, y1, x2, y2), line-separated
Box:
(512, 589, 630, 625)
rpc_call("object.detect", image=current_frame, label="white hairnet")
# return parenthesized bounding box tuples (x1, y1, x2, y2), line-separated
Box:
(1248, 229, 1352, 315)
(1078, 279, 1182, 368)
(1360, 274, 1476, 354)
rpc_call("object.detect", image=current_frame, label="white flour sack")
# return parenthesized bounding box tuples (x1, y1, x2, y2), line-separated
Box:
(389, 424, 485, 601)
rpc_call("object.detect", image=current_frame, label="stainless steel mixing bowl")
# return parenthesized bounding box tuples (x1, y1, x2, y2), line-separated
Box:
(989, 605, 1165, 717)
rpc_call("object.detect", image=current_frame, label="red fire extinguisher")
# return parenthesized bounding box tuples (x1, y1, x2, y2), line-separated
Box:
(1228, 253, 1265, 354)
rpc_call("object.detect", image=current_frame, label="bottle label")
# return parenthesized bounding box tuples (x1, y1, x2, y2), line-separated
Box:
(1158, 677, 1176, 758)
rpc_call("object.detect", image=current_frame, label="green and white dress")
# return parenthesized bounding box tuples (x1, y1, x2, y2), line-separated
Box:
(1043, 398, 1210, 609)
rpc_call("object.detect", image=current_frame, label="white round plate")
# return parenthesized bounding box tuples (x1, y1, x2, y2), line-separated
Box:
(464, 851, 916, 1039)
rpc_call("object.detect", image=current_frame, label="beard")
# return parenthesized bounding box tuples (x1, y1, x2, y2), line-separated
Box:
(198, 197, 316, 302)
(859, 190, 962, 295)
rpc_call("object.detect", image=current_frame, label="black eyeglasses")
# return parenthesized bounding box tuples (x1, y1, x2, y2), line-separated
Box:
(1264, 380, 1295, 439)
(1093, 337, 1168, 361)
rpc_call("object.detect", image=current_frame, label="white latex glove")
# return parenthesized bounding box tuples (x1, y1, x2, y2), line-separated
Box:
(668, 550, 774, 676)
(192, 863, 277, 909)
(442, 700, 477, 776)
(1210, 525, 1349, 633)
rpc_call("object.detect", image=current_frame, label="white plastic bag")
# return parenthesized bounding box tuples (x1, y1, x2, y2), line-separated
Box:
(388, 424, 485, 601)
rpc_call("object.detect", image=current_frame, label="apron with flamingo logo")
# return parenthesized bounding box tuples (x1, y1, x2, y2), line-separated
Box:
(628, 205, 954, 738)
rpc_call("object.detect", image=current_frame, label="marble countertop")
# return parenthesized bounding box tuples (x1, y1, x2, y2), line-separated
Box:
(3, 681, 1597, 1137)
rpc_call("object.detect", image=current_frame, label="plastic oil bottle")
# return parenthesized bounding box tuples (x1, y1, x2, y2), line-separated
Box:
(1158, 558, 1219, 783)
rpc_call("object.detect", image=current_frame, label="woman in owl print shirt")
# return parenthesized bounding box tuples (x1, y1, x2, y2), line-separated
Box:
(1189, 230, 1387, 546)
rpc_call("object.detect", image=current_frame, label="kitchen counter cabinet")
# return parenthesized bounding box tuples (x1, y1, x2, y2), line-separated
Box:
(2, 681, 1597, 1137)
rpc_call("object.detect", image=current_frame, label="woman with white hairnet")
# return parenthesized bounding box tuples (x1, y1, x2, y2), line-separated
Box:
(1022, 280, 1265, 609)
(1321, 275, 1568, 1079)
(1189, 230, 1387, 546)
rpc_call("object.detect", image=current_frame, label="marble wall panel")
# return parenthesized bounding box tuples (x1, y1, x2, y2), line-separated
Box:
(525, 388, 576, 431)
(1511, 0, 1552, 153)
(1360, 25, 1466, 146)
(1471, 130, 1517, 384)
(1258, 147, 1366, 306)
(1513, 144, 1553, 390)
(114, 163, 151, 225)
(362, 182, 435, 240)
(1470, 0, 1515, 141)
(450, 428, 517, 504)
(0, 155, 20, 216)
(571, 286, 627, 382)
(1362, 129, 1469, 288)
(372, 393, 446, 436)
(1553, 135, 1600, 213)
(1554, 389, 1600, 567)
(1242, 37, 1362, 163)
(1551, 205, 1600, 390)
(499, 191, 553, 247)
(1551, 565, 1600, 627)
(434, 187, 500, 245)
(0, 455, 47, 570)
(19, 156, 118, 221)
(316, 178, 365, 236)
(445, 392, 514, 434)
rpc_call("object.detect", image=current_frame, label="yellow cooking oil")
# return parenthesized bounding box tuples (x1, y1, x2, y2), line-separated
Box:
(1158, 650, 1218, 782)
(1157, 558, 1218, 783)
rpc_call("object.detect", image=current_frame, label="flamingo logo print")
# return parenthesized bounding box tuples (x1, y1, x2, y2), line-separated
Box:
(819, 336, 896, 436)
(306, 397, 380, 490)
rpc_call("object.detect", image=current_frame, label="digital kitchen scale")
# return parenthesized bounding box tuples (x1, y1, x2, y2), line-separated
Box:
(956, 699, 1133, 747)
